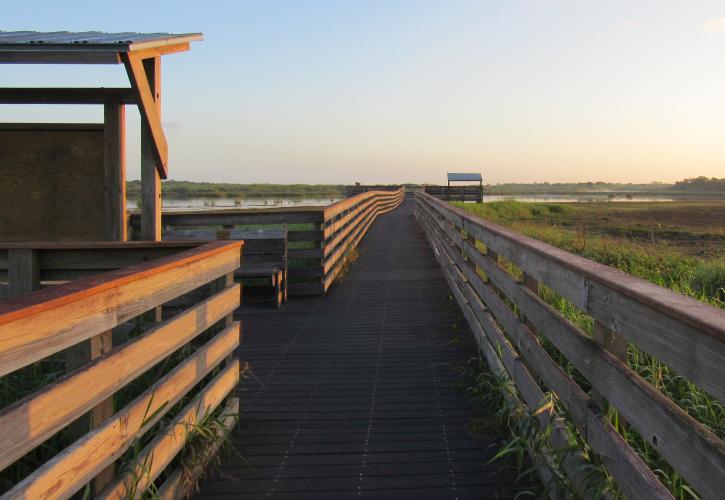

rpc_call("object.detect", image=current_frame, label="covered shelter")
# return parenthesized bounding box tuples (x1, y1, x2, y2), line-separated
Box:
(447, 172, 483, 189)
(0, 30, 202, 242)
(423, 172, 483, 202)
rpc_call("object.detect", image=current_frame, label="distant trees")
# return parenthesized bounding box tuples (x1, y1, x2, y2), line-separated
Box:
(672, 177, 725, 192)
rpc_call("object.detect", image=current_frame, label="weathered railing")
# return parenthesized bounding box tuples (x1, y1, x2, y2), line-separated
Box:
(0, 241, 242, 498)
(423, 185, 483, 202)
(129, 187, 405, 295)
(414, 190, 725, 499)
(345, 184, 403, 198)
(321, 187, 404, 290)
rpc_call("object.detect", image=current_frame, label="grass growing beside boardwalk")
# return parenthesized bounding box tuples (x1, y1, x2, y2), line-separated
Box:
(452, 200, 724, 499)
(452, 200, 724, 306)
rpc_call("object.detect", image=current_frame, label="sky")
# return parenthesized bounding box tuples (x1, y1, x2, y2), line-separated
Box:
(3, 1, 725, 184)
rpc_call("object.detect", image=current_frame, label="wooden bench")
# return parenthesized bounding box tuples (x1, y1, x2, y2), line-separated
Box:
(164, 227, 288, 308)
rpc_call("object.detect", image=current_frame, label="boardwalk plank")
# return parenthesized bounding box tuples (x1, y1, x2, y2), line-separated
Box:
(197, 201, 522, 499)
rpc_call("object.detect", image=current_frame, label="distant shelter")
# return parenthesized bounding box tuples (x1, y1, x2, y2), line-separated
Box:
(423, 172, 483, 202)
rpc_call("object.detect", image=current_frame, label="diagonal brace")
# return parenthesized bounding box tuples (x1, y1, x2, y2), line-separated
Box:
(121, 52, 168, 178)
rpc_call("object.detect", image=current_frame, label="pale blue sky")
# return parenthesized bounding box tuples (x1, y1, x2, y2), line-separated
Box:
(3, 1, 725, 184)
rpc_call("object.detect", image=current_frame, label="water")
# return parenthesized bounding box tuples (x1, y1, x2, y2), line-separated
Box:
(126, 193, 684, 212)
(127, 196, 343, 212)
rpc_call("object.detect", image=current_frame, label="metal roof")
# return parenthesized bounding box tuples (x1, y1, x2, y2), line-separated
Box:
(0, 31, 202, 63)
(447, 172, 482, 182)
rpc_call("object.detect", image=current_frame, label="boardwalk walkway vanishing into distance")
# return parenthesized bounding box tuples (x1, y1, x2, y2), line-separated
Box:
(196, 200, 521, 499)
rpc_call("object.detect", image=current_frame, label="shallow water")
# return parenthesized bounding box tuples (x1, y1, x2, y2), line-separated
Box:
(127, 196, 343, 212)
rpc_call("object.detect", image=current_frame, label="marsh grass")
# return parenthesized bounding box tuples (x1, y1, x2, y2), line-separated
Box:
(465, 357, 614, 499)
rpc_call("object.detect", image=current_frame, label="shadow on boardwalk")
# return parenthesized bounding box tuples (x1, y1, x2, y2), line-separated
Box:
(196, 200, 522, 499)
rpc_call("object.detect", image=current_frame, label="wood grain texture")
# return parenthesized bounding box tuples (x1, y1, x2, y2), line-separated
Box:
(140, 56, 162, 241)
(0, 242, 242, 377)
(0, 284, 239, 471)
(97, 363, 239, 499)
(121, 53, 168, 177)
(103, 103, 126, 241)
(7, 249, 39, 299)
(155, 397, 239, 500)
(0, 125, 106, 241)
(4, 323, 240, 500)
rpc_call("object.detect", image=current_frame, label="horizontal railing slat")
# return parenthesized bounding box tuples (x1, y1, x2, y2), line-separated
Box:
(97, 361, 239, 499)
(0, 242, 242, 377)
(4, 323, 240, 500)
(0, 284, 240, 472)
(154, 397, 239, 500)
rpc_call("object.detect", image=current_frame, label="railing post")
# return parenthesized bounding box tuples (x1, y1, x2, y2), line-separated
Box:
(592, 321, 629, 427)
(90, 330, 115, 492)
(8, 248, 40, 299)
(521, 272, 539, 329)
(62, 328, 116, 493)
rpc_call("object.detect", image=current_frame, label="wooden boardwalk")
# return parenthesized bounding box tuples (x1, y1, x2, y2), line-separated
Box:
(197, 200, 520, 499)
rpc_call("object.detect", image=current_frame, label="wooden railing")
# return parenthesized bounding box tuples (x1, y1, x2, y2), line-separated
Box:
(321, 187, 404, 290)
(414, 190, 725, 499)
(129, 188, 405, 295)
(0, 241, 243, 498)
(423, 185, 483, 202)
(0, 241, 202, 299)
(345, 184, 403, 198)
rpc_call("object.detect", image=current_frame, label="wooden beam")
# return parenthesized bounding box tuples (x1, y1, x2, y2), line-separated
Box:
(140, 57, 162, 240)
(103, 104, 127, 241)
(121, 52, 168, 177)
(0, 51, 121, 64)
(131, 42, 191, 60)
(0, 87, 137, 104)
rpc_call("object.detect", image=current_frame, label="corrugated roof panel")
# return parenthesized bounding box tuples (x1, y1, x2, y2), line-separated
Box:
(447, 172, 482, 182)
(0, 30, 202, 49)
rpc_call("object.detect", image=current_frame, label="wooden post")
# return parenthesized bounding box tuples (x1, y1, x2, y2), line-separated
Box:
(90, 330, 115, 492)
(139, 57, 163, 322)
(103, 103, 126, 241)
(486, 248, 498, 267)
(140, 57, 162, 241)
(592, 321, 629, 425)
(8, 249, 40, 299)
(63, 329, 115, 493)
(521, 272, 539, 330)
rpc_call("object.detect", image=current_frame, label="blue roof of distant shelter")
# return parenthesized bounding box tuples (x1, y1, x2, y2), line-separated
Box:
(447, 173, 482, 182)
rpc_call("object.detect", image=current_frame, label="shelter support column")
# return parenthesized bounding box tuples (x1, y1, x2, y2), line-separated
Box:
(103, 103, 126, 241)
(140, 56, 162, 241)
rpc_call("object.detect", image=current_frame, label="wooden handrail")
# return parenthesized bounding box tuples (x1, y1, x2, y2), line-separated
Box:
(414, 190, 725, 499)
(420, 192, 725, 342)
(0, 240, 243, 498)
(321, 188, 404, 290)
